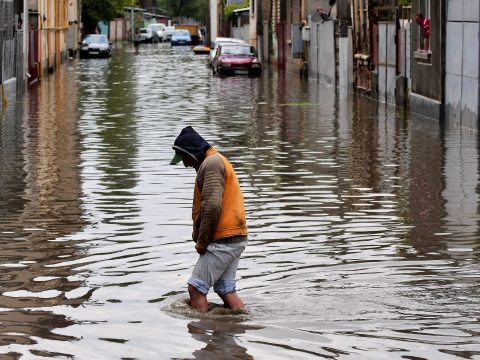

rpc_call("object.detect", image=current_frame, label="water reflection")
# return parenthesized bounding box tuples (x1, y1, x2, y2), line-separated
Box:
(0, 42, 478, 359)
(78, 55, 142, 237)
(187, 320, 261, 360)
(0, 65, 88, 350)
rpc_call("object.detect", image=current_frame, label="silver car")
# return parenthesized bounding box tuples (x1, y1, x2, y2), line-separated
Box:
(79, 35, 112, 59)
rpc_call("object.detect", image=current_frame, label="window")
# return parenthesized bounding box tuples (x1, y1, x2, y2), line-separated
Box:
(414, 0, 432, 63)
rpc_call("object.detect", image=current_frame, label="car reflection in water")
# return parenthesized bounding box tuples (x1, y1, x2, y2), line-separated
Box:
(79, 34, 112, 59)
(212, 43, 262, 77)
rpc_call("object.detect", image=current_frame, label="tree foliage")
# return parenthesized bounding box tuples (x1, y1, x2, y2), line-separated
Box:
(82, 0, 135, 34)
(157, 0, 208, 22)
(224, 0, 249, 22)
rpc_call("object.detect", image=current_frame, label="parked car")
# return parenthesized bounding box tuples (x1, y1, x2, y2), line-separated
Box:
(79, 34, 112, 59)
(139, 27, 152, 42)
(148, 23, 166, 42)
(212, 44, 262, 76)
(208, 37, 245, 67)
(161, 26, 176, 42)
(175, 24, 200, 45)
(171, 29, 192, 46)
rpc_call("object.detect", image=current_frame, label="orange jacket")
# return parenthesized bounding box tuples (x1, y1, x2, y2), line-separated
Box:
(192, 147, 247, 246)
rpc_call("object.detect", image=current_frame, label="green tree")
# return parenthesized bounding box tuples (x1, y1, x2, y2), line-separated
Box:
(224, 0, 249, 22)
(82, 0, 136, 35)
(157, 0, 208, 22)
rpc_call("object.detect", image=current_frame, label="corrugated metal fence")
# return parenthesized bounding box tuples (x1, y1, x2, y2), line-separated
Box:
(232, 25, 249, 44)
(308, 21, 336, 86)
(0, 0, 23, 91)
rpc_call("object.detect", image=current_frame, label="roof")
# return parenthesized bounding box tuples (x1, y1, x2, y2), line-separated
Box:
(233, 7, 250, 14)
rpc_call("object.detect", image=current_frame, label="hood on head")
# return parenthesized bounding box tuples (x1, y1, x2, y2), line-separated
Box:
(172, 126, 211, 163)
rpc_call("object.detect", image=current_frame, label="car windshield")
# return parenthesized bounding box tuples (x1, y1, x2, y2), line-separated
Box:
(174, 30, 190, 36)
(215, 40, 243, 49)
(84, 35, 108, 44)
(220, 45, 255, 56)
(140, 29, 148, 34)
(150, 24, 164, 31)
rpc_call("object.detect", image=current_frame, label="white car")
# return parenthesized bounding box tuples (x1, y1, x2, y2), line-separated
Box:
(139, 27, 152, 42)
(161, 26, 176, 42)
(148, 23, 166, 42)
(208, 37, 245, 67)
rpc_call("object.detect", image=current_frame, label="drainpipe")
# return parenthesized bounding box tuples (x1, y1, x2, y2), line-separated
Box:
(23, 0, 28, 85)
(131, 7, 134, 42)
(440, 0, 447, 121)
(256, 0, 263, 64)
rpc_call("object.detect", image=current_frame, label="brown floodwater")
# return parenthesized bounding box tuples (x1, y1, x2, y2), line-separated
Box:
(0, 42, 479, 359)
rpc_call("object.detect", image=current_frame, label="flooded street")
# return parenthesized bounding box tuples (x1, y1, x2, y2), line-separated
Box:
(1, 42, 479, 359)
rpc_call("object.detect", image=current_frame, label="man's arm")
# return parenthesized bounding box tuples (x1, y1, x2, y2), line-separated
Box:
(195, 156, 225, 252)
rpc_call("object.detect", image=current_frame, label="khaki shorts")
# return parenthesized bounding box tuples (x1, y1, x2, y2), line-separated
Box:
(187, 236, 247, 295)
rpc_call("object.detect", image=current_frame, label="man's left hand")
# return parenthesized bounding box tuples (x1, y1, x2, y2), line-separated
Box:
(195, 243, 206, 254)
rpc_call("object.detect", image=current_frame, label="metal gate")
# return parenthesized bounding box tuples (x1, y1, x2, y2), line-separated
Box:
(276, 22, 286, 69)
(308, 21, 336, 85)
(378, 22, 396, 104)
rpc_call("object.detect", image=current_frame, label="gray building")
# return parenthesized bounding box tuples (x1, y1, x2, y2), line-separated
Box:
(409, 0, 478, 130)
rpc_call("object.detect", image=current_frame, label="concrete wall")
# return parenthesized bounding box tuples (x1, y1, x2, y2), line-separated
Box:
(209, 0, 218, 42)
(445, 0, 479, 129)
(109, 18, 127, 42)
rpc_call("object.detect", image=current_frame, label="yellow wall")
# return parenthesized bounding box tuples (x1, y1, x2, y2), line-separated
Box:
(37, 0, 73, 77)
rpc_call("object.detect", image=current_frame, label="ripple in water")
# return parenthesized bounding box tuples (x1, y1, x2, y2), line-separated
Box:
(162, 295, 250, 322)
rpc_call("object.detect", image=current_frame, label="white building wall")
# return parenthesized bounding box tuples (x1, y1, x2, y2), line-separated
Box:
(209, 0, 218, 43)
(445, 0, 479, 129)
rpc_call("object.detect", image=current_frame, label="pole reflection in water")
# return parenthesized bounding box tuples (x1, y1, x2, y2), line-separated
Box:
(0, 42, 478, 359)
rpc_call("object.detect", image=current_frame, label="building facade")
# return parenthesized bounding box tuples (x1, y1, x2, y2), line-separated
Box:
(444, 0, 479, 129)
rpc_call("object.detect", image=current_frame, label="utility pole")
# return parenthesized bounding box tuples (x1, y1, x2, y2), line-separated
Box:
(131, 7, 134, 42)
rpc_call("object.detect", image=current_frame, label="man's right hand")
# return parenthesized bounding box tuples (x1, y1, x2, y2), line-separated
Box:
(195, 243, 206, 254)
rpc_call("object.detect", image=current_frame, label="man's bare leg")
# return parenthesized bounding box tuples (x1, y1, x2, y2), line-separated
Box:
(219, 292, 245, 310)
(188, 284, 208, 312)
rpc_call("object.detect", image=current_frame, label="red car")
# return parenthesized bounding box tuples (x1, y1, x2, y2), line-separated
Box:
(212, 44, 262, 77)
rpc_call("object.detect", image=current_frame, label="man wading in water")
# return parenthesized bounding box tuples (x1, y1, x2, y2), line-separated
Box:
(170, 126, 248, 312)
